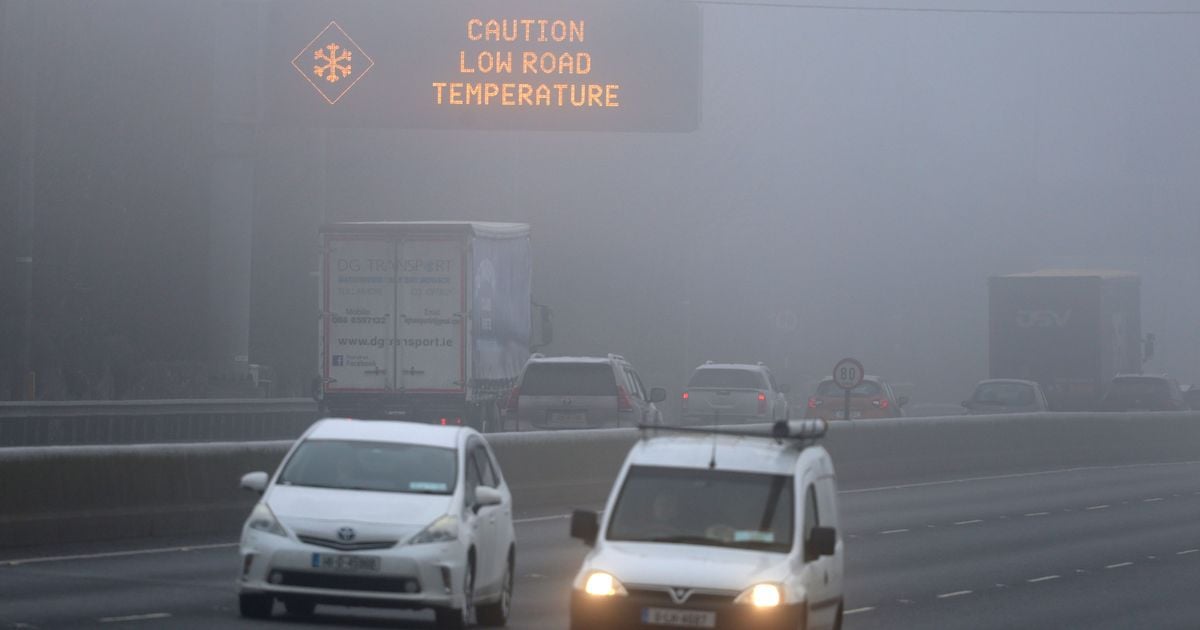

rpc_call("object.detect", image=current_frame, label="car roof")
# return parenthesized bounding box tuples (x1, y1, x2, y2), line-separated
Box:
(693, 363, 765, 372)
(1112, 374, 1173, 381)
(999, 269, 1139, 280)
(625, 434, 817, 476)
(818, 375, 884, 383)
(976, 379, 1039, 387)
(304, 418, 466, 449)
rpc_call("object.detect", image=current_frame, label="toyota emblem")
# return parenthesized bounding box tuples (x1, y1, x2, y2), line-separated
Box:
(336, 526, 356, 542)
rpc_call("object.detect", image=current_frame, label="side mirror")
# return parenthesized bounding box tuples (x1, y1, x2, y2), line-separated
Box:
(806, 526, 837, 558)
(778, 384, 792, 395)
(241, 471, 269, 494)
(649, 387, 667, 403)
(475, 486, 503, 510)
(570, 509, 600, 547)
(897, 396, 909, 408)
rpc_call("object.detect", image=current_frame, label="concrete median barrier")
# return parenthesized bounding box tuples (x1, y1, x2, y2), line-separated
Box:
(2, 413, 1198, 549)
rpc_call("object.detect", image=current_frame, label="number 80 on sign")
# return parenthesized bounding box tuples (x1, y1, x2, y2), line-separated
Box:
(832, 358, 864, 390)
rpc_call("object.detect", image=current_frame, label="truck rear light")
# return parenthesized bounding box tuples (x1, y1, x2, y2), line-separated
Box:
(617, 385, 634, 412)
(758, 392, 768, 415)
(506, 386, 520, 413)
(808, 397, 822, 409)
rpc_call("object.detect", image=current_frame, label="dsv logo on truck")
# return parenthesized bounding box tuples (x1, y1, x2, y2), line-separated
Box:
(1015, 309, 1071, 328)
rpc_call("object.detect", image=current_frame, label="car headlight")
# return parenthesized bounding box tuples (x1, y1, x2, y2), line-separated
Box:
(246, 502, 287, 538)
(583, 571, 628, 597)
(410, 514, 459, 545)
(735, 583, 783, 608)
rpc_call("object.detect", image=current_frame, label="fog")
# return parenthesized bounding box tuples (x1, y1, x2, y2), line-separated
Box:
(2, 0, 1198, 404)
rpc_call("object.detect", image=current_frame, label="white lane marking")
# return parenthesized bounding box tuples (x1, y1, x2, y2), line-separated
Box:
(844, 607, 875, 615)
(1105, 562, 1133, 569)
(514, 514, 570, 524)
(1027, 575, 1060, 583)
(2, 543, 238, 567)
(1024, 512, 1050, 517)
(1143, 497, 1164, 503)
(954, 519, 983, 526)
(1176, 549, 1199, 555)
(839, 460, 1200, 495)
(937, 590, 973, 599)
(1085, 505, 1110, 511)
(880, 529, 910, 535)
(98, 613, 171, 623)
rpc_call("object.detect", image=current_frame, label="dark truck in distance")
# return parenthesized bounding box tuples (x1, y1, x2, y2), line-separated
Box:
(316, 222, 550, 431)
(988, 270, 1152, 411)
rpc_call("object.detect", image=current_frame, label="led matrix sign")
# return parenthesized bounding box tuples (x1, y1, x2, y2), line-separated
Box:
(265, 0, 701, 131)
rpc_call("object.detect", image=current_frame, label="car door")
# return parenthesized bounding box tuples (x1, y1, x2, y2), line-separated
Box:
(801, 479, 839, 629)
(479, 443, 514, 588)
(468, 440, 503, 592)
(462, 445, 494, 593)
(766, 370, 787, 420)
(623, 367, 650, 424)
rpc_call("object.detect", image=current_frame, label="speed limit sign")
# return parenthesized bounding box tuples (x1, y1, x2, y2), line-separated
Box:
(833, 358, 864, 390)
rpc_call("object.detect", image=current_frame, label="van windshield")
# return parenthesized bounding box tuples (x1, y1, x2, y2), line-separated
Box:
(606, 465, 794, 553)
(520, 363, 617, 396)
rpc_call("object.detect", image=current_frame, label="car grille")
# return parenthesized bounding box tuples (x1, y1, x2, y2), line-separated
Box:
(626, 587, 737, 607)
(277, 570, 420, 594)
(297, 535, 397, 551)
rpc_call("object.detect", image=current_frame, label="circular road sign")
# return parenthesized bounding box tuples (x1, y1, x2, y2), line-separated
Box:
(832, 358, 865, 391)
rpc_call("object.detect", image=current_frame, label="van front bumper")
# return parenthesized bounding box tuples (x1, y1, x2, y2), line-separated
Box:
(569, 590, 806, 630)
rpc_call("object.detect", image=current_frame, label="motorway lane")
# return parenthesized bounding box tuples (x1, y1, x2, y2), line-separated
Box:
(2, 461, 1199, 629)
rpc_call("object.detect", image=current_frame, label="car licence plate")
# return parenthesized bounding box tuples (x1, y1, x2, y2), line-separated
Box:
(311, 553, 381, 572)
(550, 411, 587, 425)
(835, 410, 862, 419)
(641, 608, 716, 628)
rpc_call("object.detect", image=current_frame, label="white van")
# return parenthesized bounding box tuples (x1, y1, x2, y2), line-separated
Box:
(568, 421, 844, 630)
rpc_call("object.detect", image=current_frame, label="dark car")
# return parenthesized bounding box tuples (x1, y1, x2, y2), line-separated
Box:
(1100, 375, 1186, 412)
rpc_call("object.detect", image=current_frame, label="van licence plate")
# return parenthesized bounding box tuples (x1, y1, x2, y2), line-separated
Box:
(311, 553, 381, 572)
(641, 608, 716, 628)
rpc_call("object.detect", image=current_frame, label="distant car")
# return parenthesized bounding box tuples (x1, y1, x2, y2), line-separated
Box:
(805, 375, 906, 421)
(1100, 375, 1186, 412)
(962, 379, 1049, 414)
(681, 362, 789, 424)
(568, 420, 844, 630)
(1185, 386, 1200, 411)
(237, 419, 515, 629)
(505, 354, 666, 431)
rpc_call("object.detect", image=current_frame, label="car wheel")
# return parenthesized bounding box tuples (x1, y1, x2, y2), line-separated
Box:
(435, 559, 474, 630)
(477, 551, 514, 627)
(283, 597, 315, 617)
(238, 593, 273, 619)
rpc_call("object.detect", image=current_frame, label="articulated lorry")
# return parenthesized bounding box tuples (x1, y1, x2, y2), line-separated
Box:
(316, 222, 550, 430)
(988, 269, 1152, 411)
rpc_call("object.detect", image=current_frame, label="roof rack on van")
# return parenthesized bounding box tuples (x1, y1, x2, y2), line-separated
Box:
(637, 419, 828, 447)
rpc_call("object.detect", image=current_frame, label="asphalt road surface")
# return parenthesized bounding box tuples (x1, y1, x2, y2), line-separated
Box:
(3, 460, 1199, 629)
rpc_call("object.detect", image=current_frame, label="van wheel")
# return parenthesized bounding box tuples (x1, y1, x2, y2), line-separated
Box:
(238, 593, 273, 619)
(477, 552, 513, 626)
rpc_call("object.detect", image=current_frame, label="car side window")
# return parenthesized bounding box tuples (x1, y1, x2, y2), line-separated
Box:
(803, 484, 820, 560)
(766, 371, 779, 392)
(471, 446, 498, 488)
(464, 451, 482, 506)
(625, 368, 646, 400)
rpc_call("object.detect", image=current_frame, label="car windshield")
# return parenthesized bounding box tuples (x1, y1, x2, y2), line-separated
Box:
(278, 439, 457, 495)
(688, 368, 766, 389)
(817, 380, 883, 397)
(519, 363, 616, 396)
(606, 465, 794, 553)
(973, 382, 1036, 406)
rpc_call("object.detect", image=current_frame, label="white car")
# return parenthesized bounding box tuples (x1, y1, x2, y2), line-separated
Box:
(568, 421, 844, 630)
(237, 418, 515, 629)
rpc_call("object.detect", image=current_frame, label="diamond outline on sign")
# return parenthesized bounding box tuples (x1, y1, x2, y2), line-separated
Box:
(291, 21, 374, 105)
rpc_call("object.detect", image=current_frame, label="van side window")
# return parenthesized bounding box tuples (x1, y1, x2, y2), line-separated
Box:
(804, 484, 820, 561)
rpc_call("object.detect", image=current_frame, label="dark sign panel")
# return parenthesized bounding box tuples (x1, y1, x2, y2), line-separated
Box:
(264, 0, 701, 131)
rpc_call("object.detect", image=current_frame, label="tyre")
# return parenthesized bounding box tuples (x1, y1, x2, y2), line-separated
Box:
(477, 553, 514, 627)
(435, 560, 474, 630)
(238, 593, 273, 619)
(283, 597, 315, 616)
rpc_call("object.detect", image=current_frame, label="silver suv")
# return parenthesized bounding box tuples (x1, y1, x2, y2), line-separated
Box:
(504, 354, 666, 431)
(682, 362, 790, 424)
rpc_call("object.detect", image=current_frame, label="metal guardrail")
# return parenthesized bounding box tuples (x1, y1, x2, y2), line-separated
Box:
(0, 398, 318, 447)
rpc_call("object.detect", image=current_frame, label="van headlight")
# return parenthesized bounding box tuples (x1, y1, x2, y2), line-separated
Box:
(583, 571, 628, 597)
(246, 503, 287, 538)
(735, 583, 783, 608)
(410, 515, 459, 545)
